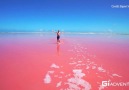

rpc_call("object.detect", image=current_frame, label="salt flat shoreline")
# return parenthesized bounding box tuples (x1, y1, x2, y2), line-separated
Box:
(0, 32, 129, 35)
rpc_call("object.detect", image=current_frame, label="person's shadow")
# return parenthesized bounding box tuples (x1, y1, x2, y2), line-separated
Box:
(57, 43, 60, 56)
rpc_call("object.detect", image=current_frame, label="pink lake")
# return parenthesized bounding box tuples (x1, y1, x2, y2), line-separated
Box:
(0, 33, 129, 90)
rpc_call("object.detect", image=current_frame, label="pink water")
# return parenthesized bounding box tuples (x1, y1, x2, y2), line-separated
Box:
(0, 33, 129, 90)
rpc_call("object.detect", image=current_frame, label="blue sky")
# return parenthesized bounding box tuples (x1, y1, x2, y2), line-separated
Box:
(0, 0, 129, 33)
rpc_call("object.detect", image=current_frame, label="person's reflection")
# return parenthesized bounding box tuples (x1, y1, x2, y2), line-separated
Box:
(57, 43, 60, 56)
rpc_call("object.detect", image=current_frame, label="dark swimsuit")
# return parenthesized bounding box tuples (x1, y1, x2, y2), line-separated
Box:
(57, 32, 60, 40)
(57, 35, 60, 40)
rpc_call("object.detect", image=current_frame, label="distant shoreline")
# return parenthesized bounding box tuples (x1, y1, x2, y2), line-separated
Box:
(0, 32, 129, 35)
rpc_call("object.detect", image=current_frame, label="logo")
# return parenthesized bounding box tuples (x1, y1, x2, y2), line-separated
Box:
(102, 81, 109, 86)
(102, 81, 129, 87)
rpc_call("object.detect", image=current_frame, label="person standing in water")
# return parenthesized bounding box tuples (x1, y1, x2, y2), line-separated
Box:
(52, 30, 62, 43)
(57, 30, 60, 43)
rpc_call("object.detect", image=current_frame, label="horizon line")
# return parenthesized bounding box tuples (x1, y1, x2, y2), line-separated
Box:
(0, 31, 129, 35)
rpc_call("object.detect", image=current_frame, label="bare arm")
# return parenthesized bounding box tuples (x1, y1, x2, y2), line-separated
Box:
(52, 30, 57, 33)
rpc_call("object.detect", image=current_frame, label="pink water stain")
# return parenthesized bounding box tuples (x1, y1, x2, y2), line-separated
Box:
(0, 34, 129, 90)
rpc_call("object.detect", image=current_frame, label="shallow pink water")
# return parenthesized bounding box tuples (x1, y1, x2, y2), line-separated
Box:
(0, 34, 129, 90)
